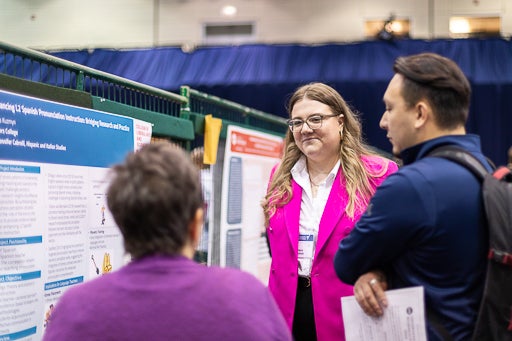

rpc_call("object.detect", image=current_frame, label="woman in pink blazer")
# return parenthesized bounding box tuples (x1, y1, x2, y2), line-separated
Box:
(262, 83, 398, 341)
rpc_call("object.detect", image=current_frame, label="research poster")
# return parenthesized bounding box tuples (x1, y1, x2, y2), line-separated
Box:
(0, 90, 152, 340)
(219, 125, 283, 285)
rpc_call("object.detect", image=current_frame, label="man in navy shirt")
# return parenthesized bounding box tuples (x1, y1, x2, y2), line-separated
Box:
(334, 52, 490, 340)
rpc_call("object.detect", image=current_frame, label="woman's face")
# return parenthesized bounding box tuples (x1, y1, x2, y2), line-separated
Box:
(290, 98, 342, 163)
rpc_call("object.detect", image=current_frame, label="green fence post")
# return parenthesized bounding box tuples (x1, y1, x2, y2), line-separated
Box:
(180, 85, 191, 120)
(76, 71, 85, 91)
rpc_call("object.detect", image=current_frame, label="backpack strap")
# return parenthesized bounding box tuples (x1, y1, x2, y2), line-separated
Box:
(426, 145, 489, 181)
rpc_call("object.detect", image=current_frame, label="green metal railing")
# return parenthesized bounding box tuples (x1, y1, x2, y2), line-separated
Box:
(180, 86, 287, 137)
(0, 41, 287, 141)
(0, 41, 186, 117)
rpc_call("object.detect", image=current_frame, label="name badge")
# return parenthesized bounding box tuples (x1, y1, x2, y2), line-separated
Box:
(298, 234, 314, 259)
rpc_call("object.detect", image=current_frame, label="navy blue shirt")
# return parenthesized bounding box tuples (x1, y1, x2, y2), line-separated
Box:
(334, 135, 490, 341)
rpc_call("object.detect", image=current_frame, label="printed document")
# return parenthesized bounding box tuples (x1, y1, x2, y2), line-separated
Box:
(341, 286, 427, 341)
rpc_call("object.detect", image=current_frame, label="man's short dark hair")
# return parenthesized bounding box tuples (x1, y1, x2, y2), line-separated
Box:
(393, 52, 471, 129)
(107, 141, 202, 259)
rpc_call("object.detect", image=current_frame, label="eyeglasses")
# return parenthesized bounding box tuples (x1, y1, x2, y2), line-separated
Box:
(287, 113, 340, 132)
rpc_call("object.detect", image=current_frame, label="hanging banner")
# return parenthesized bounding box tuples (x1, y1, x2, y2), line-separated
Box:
(0, 90, 152, 341)
(219, 125, 283, 285)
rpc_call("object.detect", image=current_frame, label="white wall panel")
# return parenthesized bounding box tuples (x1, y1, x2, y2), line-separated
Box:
(0, 0, 508, 49)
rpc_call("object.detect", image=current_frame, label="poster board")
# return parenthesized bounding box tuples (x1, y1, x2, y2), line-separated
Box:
(219, 125, 283, 284)
(0, 90, 152, 340)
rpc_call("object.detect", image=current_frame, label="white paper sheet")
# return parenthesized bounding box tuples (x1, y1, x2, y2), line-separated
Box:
(341, 286, 427, 341)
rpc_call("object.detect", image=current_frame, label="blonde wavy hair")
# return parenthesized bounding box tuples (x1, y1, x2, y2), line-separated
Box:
(262, 82, 390, 225)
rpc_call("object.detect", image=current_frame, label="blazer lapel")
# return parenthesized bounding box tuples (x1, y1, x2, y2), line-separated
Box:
(315, 170, 348, 254)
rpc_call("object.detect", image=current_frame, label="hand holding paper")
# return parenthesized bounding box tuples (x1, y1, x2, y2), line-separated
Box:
(341, 286, 427, 341)
(352, 270, 388, 317)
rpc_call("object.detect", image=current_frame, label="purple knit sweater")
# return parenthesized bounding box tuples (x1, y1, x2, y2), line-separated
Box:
(42, 255, 292, 341)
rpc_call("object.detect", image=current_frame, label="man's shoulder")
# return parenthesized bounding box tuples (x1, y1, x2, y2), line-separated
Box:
(377, 158, 448, 197)
(391, 153, 484, 200)
(400, 154, 460, 177)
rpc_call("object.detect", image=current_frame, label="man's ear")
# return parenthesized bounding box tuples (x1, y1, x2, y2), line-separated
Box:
(189, 207, 204, 248)
(414, 101, 430, 129)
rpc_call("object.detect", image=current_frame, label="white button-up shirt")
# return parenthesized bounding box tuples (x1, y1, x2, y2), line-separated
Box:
(291, 156, 340, 276)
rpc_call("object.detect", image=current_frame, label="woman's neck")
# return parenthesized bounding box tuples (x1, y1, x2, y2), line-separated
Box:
(307, 156, 338, 179)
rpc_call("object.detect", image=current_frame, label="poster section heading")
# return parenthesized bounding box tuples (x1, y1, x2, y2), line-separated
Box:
(229, 130, 283, 159)
(0, 90, 135, 168)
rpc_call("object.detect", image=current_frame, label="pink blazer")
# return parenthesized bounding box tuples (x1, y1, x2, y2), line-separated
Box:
(267, 155, 397, 341)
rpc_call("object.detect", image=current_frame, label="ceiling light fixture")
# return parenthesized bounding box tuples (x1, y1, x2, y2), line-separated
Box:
(450, 18, 470, 34)
(221, 5, 237, 17)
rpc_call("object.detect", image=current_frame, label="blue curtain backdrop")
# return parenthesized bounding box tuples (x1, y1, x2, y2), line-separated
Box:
(49, 38, 512, 164)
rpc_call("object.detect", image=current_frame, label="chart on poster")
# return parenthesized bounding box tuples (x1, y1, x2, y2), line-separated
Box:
(0, 90, 152, 341)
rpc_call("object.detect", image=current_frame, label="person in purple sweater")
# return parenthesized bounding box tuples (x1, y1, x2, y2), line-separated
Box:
(43, 141, 292, 341)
